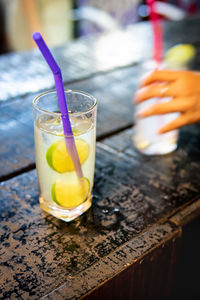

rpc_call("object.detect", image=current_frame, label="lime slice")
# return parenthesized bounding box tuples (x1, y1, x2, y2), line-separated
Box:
(51, 177, 90, 208)
(165, 44, 196, 67)
(46, 138, 89, 173)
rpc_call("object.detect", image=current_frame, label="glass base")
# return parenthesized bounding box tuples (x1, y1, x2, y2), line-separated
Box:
(40, 194, 92, 222)
(134, 139, 177, 155)
(133, 127, 178, 156)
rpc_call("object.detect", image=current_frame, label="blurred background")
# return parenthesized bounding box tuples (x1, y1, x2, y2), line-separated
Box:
(0, 0, 200, 54)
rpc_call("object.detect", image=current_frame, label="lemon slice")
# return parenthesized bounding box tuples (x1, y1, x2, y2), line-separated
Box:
(51, 177, 90, 208)
(165, 44, 196, 68)
(46, 139, 89, 173)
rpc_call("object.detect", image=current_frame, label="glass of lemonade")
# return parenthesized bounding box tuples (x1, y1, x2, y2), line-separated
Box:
(133, 60, 179, 155)
(32, 90, 97, 222)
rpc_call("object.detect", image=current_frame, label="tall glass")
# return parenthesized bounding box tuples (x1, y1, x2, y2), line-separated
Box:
(33, 90, 97, 222)
(133, 60, 179, 155)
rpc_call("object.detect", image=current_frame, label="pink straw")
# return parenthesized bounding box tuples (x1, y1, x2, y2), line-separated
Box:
(146, 0, 163, 66)
(32, 32, 83, 178)
(146, 1, 164, 132)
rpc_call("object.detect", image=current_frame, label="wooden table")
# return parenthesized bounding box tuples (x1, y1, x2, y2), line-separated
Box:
(0, 16, 200, 300)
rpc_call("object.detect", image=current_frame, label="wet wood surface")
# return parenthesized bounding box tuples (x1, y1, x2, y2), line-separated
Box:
(0, 16, 200, 300)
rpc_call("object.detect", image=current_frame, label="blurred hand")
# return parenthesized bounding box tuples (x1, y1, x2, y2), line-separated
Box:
(134, 69, 200, 133)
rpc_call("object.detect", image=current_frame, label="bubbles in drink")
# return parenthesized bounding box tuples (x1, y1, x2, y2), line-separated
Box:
(34, 114, 96, 221)
(37, 115, 93, 137)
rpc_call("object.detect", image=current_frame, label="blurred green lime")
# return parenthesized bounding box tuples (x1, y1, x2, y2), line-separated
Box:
(165, 44, 196, 68)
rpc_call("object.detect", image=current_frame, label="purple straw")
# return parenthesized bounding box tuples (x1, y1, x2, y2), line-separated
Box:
(32, 32, 83, 178)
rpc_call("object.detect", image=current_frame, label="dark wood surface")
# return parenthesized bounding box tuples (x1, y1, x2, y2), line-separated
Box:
(0, 16, 200, 300)
(0, 66, 137, 181)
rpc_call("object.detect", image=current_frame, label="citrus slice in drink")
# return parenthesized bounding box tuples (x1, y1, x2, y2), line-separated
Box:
(51, 177, 90, 208)
(165, 44, 196, 67)
(46, 138, 89, 173)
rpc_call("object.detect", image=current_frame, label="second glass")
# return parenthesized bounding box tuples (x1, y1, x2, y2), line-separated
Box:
(33, 90, 97, 222)
(133, 60, 179, 155)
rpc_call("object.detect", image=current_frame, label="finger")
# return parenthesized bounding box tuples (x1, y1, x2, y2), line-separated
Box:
(139, 97, 192, 117)
(141, 69, 181, 87)
(135, 83, 170, 103)
(158, 114, 188, 133)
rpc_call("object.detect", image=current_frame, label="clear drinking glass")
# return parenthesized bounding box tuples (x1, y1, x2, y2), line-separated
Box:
(133, 60, 179, 155)
(33, 90, 97, 222)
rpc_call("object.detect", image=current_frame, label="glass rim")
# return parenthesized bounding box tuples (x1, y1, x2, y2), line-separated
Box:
(32, 89, 97, 117)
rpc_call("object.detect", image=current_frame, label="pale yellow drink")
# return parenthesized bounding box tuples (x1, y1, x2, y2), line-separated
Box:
(33, 90, 97, 222)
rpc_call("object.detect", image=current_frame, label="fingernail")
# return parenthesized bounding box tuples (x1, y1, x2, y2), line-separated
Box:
(157, 128, 164, 134)
(134, 93, 139, 101)
(138, 112, 143, 117)
(134, 98, 139, 104)
(137, 111, 145, 118)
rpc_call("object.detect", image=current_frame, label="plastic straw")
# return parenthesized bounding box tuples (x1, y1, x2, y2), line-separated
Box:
(146, 0, 163, 66)
(32, 32, 83, 178)
(146, 1, 164, 131)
